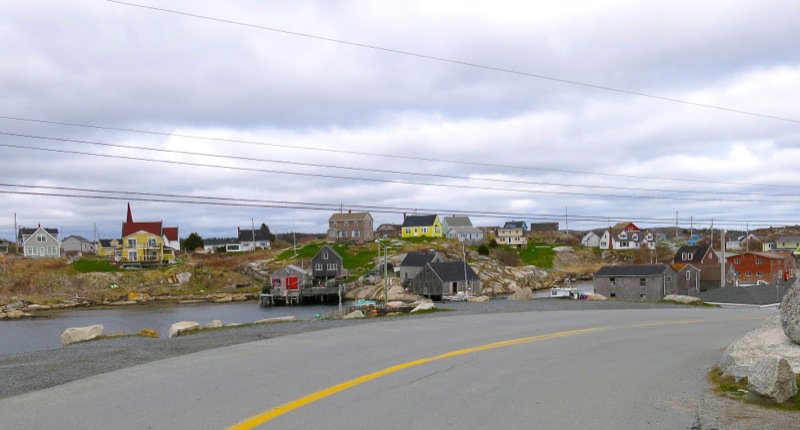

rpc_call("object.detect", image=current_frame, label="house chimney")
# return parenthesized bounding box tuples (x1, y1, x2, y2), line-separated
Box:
(348, 209, 352, 214)
(403, 212, 406, 220)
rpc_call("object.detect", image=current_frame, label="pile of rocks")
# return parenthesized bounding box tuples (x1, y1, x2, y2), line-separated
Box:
(0, 301, 33, 320)
(719, 279, 800, 403)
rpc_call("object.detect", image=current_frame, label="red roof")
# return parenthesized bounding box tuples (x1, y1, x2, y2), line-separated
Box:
(122, 221, 163, 238)
(162, 227, 179, 241)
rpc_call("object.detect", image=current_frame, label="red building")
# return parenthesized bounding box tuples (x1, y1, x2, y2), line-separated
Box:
(726, 252, 796, 284)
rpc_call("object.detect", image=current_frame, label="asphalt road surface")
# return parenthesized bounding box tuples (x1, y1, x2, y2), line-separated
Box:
(0, 307, 770, 430)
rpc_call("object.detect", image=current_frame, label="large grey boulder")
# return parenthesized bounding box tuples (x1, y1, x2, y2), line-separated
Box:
(720, 314, 800, 379)
(343, 310, 365, 320)
(410, 299, 436, 313)
(780, 279, 800, 344)
(747, 355, 798, 403)
(507, 288, 534, 301)
(175, 272, 192, 284)
(663, 294, 701, 304)
(168, 321, 200, 338)
(61, 325, 105, 346)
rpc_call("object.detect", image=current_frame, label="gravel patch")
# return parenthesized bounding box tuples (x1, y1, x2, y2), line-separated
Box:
(0, 299, 686, 399)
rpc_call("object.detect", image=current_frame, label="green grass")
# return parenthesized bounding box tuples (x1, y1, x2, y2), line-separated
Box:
(276, 243, 322, 261)
(517, 244, 555, 268)
(709, 367, 800, 411)
(72, 258, 120, 273)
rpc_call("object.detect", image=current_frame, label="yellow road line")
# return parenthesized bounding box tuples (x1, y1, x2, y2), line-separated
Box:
(227, 316, 762, 430)
(227, 327, 603, 430)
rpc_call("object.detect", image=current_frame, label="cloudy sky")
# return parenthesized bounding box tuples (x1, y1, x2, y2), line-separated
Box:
(1, 0, 799, 241)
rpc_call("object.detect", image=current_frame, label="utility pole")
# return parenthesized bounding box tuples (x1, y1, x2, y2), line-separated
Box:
(675, 211, 679, 240)
(565, 206, 569, 236)
(690, 216, 693, 239)
(251, 218, 256, 251)
(14, 212, 18, 254)
(461, 240, 469, 298)
(721, 229, 726, 288)
(710, 220, 714, 250)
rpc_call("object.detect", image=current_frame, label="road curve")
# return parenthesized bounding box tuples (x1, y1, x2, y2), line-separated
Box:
(0, 307, 769, 430)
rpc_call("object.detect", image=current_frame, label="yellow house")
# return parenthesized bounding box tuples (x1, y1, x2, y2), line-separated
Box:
(122, 230, 168, 264)
(401, 215, 443, 238)
(120, 204, 178, 265)
(97, 239, 121, 261)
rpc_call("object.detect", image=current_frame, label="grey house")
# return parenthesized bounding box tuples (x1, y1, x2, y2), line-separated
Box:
(399, 251, 442, 283)
(441, 215, 473, 236)
(19, 226, 61, 259)
(61, 235, 95, 254)
(593, 264, 678, 300)
(671, 263, 701, 296)
(0, 239, 10, 254)
(311, 245, 346, 280)
(412, 261, 481, 299)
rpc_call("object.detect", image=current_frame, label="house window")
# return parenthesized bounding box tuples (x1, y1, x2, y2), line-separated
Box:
(323, 252, 328, 260)
(49, 246, 57, 255)
(404, 228, 411, 234)
(128, 238, 136, 248)
(315, 263, 323, 271)
(746, 272, 751, 276)
(610, 293, 616, 298)
(414, 228, 419, 234)
(685, 271, 691, 280)
(128, 251, 137, 261)
(148, 238, 157, 248)
(422, 227, 429, 234)
(734, 258, 740, 264)
(37, 234, 46, 242)
(756, 272, 763, 278)
(610, 277, 615, 286)
(640, 278, 646, 286)
(620, 241, 628, 247)
(327, 263, 337, 271)
(27, 246, 36, 256)
(756, 259, 763, 265)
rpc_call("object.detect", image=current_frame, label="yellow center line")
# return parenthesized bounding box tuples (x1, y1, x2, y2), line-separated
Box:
(226, 316, 762, 430)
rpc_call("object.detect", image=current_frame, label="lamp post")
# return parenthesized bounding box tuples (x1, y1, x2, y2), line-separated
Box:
(460, 239, 469, 299)
(376, 240, 390, 303)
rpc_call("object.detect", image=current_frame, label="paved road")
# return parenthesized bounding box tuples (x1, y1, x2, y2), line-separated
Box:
(0, 307, 770, 430)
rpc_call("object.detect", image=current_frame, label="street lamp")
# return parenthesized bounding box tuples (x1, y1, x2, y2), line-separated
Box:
(460, 239, 469, 299)
(376, 240, 391, 303)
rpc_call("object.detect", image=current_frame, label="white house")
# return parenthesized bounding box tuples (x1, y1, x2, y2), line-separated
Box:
(19, 226, 61, 258)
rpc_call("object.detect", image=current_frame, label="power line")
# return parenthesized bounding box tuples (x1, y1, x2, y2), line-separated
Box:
(4, 141, 800, 204)
(106, 0, 800, 126)
(2, 114, 797, 190)
(3, 130, 796, 198)
(0, 183, 791, 227)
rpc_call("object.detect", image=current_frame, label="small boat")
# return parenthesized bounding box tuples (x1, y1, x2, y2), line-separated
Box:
(550, 287, 580, 299)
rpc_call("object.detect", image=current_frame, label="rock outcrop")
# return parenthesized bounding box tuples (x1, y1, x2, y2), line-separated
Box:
(204, 320, 224, 329)
(747, 355, 798, 403)
(410, 299, 436, 313)
(780, 279, 800, 344)
(468, 295, 490, 303)
(507, 288, 534, 301)
(663, 294, 702, 304)
(720, 314, 800, 379)
(343, 310, 365, 320)
(60, 324, 105, 346)
(254, 316, 296, 324)
(169, 321, 200, 338)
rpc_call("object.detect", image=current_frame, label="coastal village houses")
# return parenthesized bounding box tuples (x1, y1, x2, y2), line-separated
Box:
(442, 215, 483, 244)
(61, 235, 95, 255)
(399, 251, 443, 284)
(726, 252, 796, 285)
(121, 203, 179, 265)
(97, 239, 121, 262)
(203, 226, 272, 253)
(599, 222, 655, 250)
(401, 214, 442, 238)
(412, 261, 481, 299)
(18, 226, 61, 258)
(672, 244, 721, 285)
(593, 264, 678, 300)
(311, 245, 346, 282)
(0, 239, 10, 254)
(496, 221, 528, 248)
(328, 211, 374, 243)
(376, 223, 401, 238)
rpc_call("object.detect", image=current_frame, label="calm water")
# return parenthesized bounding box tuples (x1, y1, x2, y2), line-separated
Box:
(0, 302, 341, 356)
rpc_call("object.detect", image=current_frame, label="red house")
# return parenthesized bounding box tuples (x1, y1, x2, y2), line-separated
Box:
(726, 252, 796, 285)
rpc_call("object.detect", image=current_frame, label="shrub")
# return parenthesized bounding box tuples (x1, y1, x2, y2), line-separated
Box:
(477, 244, 490, 256)
(492, 248, 522, 267)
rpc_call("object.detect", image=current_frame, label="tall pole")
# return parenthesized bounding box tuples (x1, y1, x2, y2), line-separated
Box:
(383, 243, 389, 303)
(462, 240, 468, 297)
(565, 206, 569, 236)
(721, 229, 726, 288)
(251, 218, 256, 251)
(690, 216, 693, 239)
(675, 211, 679, 240)
(14, 212, 18, 254)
